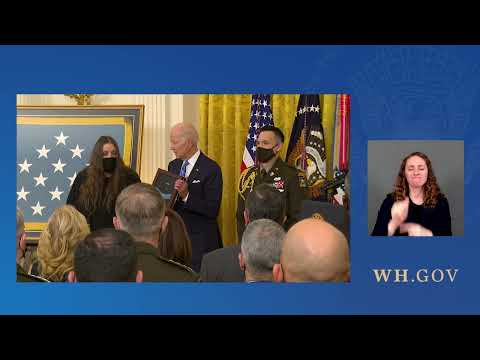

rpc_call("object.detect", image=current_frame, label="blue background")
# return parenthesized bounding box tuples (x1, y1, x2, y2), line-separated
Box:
(3, 45, 479, 314)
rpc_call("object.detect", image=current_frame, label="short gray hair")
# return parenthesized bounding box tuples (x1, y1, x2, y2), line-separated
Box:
(115, 183, 166, 239)
(16, 206, 24, 239)
(241, 219, 285, 278)
(181, 124, 199, 145)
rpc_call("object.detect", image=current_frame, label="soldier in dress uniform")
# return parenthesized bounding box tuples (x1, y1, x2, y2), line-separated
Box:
(114, 183, 199, 282)
(236, 126, 307, 240)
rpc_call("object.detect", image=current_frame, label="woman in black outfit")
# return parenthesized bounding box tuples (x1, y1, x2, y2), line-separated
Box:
(371, 151, 452, 236)
(67, 136, 141, 231)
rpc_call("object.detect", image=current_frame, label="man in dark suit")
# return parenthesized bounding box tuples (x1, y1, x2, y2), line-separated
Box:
(168, 123, 223, 273)
(239, 219, 285, 283)
(200, 183, 286, 282)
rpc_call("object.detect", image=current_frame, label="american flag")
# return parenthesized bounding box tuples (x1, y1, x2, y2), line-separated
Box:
(241, 94, 274, 172)
(17, 123, 125, 234)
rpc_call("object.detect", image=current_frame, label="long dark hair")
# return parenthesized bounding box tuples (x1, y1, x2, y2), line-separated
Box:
(77, 136, 128, 216)
(159, 208, 192, 267)
(393, 151, 442, 208)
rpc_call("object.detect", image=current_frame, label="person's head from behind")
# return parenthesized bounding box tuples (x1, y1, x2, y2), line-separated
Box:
(16, 206, 26, 263)
(394, 151, 441, 207)
(255, 125, 284, 163)
(273, 218, 350, 282)
(37, 205, 90, 281)
(114, 183, 168, 245)
(159, 208, 192, 267)
(239, 219, 286, 282)
(69, 228, 142, 282)
(244, 183, 287, 227)
(79, 136, 127, 214)
(169, 123, 199, 160)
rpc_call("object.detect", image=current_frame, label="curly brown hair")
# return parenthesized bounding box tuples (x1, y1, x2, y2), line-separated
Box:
(77, 136, 128, 216)
(393, 152, 442, 208)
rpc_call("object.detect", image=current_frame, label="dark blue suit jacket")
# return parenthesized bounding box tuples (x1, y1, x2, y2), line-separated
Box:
(200, 244, 245, 282)
(168, 152, 223, 272)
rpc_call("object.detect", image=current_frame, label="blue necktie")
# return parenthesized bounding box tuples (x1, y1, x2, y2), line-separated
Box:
(179, 160, 189, 177)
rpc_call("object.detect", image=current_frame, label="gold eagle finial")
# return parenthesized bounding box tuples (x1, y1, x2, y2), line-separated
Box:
(64, 94, 94, 105)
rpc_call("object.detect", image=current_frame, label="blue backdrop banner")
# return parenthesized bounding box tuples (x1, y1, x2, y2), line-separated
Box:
(3, 45, 479, 314)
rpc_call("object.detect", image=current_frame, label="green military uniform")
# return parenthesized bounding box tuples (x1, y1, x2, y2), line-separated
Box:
(16, 263, 49, 282)
(135, 242, 200, 282)
(236, 157, 307, 240)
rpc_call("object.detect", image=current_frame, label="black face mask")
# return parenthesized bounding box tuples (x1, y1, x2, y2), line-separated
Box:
(256, 146, 276, 163)
(103, 157, 117, 173)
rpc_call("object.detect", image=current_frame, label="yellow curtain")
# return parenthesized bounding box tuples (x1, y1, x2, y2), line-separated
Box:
(199, 94, 337, 246)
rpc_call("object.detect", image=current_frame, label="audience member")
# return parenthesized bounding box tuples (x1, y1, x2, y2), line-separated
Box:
(239, 219, 285, 283)
(31, 205, 89, 282)
(273, 218, 350, 282)
(200, 183, 286, 282)
(114, 183, 199, 282)
(159, 208, 193, 268)
(68, 228, 142, 282)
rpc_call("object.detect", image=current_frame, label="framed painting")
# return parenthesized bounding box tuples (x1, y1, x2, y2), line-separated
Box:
(16, 105, 144, 242)
(152, 168, 181, 208)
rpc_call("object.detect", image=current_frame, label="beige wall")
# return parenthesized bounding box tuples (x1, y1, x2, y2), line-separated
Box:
(17, 94, 200, 183)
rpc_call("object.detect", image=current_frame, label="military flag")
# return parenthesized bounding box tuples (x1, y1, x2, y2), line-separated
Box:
(286, 94, 327, 199)
(331, 94, 351, 205)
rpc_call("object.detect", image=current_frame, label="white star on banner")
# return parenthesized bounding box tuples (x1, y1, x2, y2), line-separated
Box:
(36, 145, 51, 159)
(18, 159, 32, 174)
(51, 158, 67, 173)
(67, 172, 77, 186)
(17, 186, 30, 201)
(33, 172, 48, 187)
(251, 145, 256, 152)
(310, 105, 315, 112)
(49, 186, 64, 201)
(70, 144, 85, 159)
(315, 106, 320, 112)
(262, 100, 268, 107)
(31, 201, 46, 216)
(54, 131, 69, 146)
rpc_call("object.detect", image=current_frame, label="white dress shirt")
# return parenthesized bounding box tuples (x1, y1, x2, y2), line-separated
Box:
(182, 149, 201, 202)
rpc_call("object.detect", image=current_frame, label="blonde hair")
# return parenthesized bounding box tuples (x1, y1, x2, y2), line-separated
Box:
(37, 205, 90, 281)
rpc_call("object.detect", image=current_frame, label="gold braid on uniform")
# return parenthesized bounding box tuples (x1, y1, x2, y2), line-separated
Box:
(309, 182, 325, 199)
(238, 167, 257, 201)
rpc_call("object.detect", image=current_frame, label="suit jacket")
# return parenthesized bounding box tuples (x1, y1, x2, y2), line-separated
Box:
(168, 152, 223, 272)
(200, 244, 245, 282)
